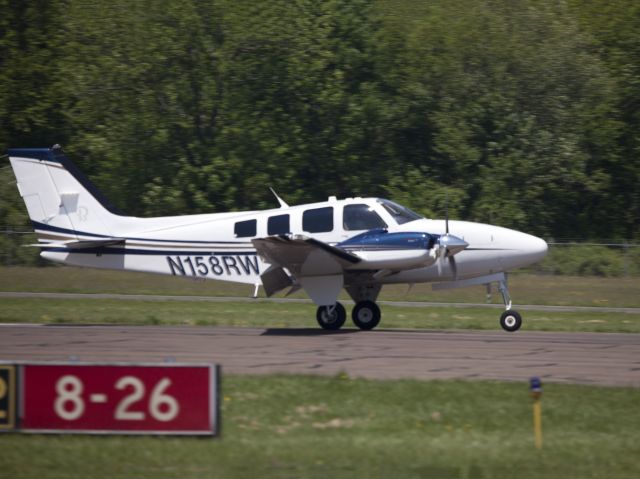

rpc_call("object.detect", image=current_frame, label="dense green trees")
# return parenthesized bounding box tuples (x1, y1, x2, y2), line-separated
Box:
(1, 0, 638, 265)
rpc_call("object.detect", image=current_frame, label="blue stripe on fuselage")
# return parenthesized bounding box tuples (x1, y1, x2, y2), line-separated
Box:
(32, 220, 251, 245)
(41, 247, 256, 255)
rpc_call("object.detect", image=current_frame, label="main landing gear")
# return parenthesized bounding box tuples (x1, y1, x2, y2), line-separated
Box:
(316, 303, 347, 330)
(497, 278, 522, 332)
(316, 278, 524, 332)
(316, 301, 381, 331)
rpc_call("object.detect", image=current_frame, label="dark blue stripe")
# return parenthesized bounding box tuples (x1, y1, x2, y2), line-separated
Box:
(32, 221, 250, 245)
(7, 148, 52, 162)
(41, 247, 256, 256)
(33, 221, 112, 239)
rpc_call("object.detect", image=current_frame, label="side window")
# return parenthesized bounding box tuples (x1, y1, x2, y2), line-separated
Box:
(343, 204, 388, 231)
(303, 207, 333, 233)
(268, 214, 290, 235)
(234, 219, 256, 238)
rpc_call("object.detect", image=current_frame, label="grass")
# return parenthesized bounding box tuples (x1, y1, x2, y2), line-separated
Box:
(1, 375, 639, 479)
(0, 297, 639, 332)
(1, 266, 638, 332)
(1, 266, 639, 307)
(1, 269, 637, 477)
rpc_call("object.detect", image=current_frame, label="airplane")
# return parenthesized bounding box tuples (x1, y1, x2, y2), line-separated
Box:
(6, 145, 548, 332)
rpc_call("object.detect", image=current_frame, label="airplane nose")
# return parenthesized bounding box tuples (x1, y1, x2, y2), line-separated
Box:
(518, 232, 548, 264)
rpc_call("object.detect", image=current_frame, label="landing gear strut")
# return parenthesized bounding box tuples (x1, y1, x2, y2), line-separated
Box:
(498, 278, 522, 332)
(316, 303, 346, 330)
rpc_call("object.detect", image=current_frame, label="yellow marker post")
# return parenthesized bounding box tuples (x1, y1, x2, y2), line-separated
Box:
(530, 377, 543, 449)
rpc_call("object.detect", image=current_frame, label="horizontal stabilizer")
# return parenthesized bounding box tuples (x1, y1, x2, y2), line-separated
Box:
(28, 238, 125, 249)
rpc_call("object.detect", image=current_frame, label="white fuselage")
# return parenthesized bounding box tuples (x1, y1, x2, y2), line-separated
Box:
(38, 196, 547, 287)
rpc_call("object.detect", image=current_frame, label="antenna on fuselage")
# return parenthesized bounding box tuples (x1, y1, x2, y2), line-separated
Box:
(445, 190, 450, 234)
(269, 187, 289, 208)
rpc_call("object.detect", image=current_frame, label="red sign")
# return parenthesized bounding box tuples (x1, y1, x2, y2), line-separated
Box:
(18, 363, 218, 435)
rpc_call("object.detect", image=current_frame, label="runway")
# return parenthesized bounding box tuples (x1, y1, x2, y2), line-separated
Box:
(1, 324, 638, 387)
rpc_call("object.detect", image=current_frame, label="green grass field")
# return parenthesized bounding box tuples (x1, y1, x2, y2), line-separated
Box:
(1, 266, 639, 332)
(1, 270, 638, 478)
(1, 375, 639, 479)
(1, 297, 639, 333)
(1, 266, 639, 307)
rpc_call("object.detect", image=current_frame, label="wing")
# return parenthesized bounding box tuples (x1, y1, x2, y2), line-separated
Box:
(252, 235, 360, 276)
(252, 235, 361, 305)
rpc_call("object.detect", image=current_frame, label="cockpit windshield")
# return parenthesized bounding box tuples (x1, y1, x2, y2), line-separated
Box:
(377, 198, 423, 225)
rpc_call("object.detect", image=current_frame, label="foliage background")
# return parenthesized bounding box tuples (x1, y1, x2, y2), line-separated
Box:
(1, 0, 639, 266)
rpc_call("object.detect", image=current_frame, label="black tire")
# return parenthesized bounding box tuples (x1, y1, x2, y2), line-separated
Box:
(500, 310, 522, 332)
(352, 301, 381, 330)
(316, 303, 346, 330)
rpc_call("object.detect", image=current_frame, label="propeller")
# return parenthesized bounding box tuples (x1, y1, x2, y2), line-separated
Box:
(434, 194, 468, 279)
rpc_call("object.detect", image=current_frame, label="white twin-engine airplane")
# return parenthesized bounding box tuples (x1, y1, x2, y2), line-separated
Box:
(7, 145, 548, 332)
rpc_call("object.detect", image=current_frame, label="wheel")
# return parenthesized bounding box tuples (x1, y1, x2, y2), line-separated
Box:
(352, 301, 381, 330)
(316, 303, 346, 330)
(500, 309, 522, 332)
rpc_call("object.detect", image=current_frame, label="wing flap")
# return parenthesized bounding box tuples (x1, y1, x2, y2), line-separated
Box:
(252, 235, 360, 277)
(260, 265, 294, 297)
(252, 235, 360, 304)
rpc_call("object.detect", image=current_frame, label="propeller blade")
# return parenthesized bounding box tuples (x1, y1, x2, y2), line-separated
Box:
(449, 255, 457, 280)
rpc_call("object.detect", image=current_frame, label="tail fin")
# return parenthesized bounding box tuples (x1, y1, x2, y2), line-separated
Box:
(7, 145, 124, 243)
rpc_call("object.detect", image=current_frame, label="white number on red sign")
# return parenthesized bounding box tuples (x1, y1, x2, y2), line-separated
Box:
(54, 375, 85, 420)
(149, 378, 179, 422)
(54, 375, 179, 422)
(115, 376, 146, 420)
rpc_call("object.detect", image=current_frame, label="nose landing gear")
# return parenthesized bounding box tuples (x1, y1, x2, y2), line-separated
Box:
(500, 309, 522, 332)
(498, 278, 522, 332)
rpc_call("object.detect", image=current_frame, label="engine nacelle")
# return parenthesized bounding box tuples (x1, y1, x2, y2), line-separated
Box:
(338, 230, 438, 271)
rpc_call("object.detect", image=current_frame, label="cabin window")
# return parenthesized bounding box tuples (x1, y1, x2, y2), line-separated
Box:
(234, 219, 257, 238)
(343, 204, 388, 231)
(303, 207, 333, 233)
(268, 214, 290, 235)
(378, 199, 423, 225)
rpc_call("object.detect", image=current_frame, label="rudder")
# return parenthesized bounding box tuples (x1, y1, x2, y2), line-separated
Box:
(7, 145, 122, 242)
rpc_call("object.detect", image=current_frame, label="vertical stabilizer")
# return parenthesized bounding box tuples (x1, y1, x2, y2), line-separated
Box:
(7, 146, 122, 243)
